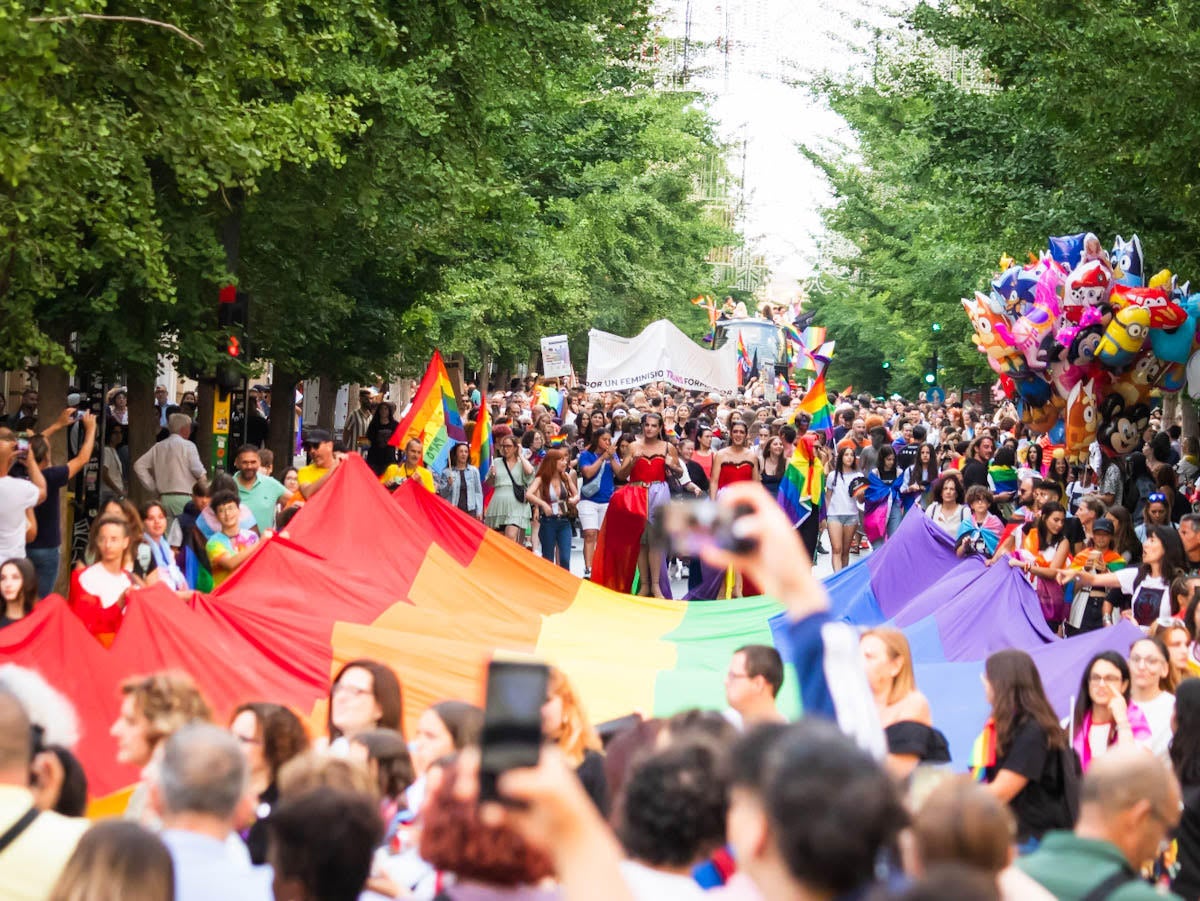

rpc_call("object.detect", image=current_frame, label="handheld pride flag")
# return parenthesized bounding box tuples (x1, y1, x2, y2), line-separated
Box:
(793, 370, 835, 438)
(736, 331, 752, 386)
(389, 349, 466, 472)
(777, 433, 825, 527)
(469, 403, 494, 509)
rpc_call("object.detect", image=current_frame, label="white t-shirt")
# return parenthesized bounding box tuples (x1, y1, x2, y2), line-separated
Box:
(620, 861, 707, 901)
(1116, 568, 1171, 628)
(0, 476, 40, 562)
(826, 471, 863, 517)
(1137, 691, 1176, 759)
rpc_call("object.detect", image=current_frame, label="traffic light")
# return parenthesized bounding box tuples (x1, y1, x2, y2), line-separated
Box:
(931, 322, 942, 333)
(881, 361, 891, 369)
(924, 349, 939, 386)
(215, 286, 248, 395)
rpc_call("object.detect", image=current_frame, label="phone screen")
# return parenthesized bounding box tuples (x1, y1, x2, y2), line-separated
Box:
(479, 661, 549, 803)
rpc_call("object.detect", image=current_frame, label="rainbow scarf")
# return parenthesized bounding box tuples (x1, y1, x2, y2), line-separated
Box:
(988, 464, 1019, 495)
(969, 717, 997, 781)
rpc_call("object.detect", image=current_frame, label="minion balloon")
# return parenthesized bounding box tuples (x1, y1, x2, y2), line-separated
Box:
(1095, 306, 1150, 369)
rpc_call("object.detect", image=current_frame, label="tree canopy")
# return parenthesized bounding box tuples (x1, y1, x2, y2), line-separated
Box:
(4, 1, 737, 384)
(807, 0, 1200, 398)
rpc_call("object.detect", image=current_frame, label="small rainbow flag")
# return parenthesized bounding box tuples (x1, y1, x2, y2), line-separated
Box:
(389, 349, 466, 472)
(736, 331, 752, 386)
(549, 433, 568, 448)
(969, 717, 997, 781)
(777, 433, 825, 527)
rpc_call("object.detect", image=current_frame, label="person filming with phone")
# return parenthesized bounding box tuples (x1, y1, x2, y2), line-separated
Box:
(0, 427, 47, 565)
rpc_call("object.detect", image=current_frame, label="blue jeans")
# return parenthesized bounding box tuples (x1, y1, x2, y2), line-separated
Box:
(539, 516, 572, 569)
(26, 546, 60, 599)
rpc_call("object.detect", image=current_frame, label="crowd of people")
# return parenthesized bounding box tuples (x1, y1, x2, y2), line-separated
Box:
(8, 372, 1200, 897)
(0, 481, 1198, 900)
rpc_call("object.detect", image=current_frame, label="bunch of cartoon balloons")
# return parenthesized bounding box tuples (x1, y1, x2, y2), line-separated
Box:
(962, 232, 1200, 463)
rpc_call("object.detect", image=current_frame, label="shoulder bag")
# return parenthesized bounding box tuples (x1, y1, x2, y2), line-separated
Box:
(581, 457, 606, 499)
(502, 458, 526, 503)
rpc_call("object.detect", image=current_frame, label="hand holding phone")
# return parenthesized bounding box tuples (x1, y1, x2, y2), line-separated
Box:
(479, 660, 549, 805)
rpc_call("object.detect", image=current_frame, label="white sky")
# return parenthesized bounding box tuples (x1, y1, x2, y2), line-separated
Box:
(653, 0, 894, 297)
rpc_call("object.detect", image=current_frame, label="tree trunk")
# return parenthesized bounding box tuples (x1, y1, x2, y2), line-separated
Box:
(196, 380, 216, 474)
(1183, 398, 1199, 446)
(34, 363, 70, 461)
(1164, 393, 1179, 429)
(125, 374, 158, 504)
(268, 368, 299, 472)
(316, 377, 337, 431)
(480, 347, 492, 401)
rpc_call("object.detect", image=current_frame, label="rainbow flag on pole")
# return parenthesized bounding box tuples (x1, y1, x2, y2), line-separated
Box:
(736, 331, 752, 386)
(389, 349, 466, 472)
(469, 403, 493, 483)
(794, 370, 835, 438)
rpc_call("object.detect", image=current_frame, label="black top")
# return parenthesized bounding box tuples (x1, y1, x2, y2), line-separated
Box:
(576, 748, 609, 817)
(1172, 785, 1200, 899)
(29, 465, 69, 550)
(760, 467, 784, 497)
(985, 718, 1075, 841)
(885, 721, 951, 764)
(685, 459, 709, 495)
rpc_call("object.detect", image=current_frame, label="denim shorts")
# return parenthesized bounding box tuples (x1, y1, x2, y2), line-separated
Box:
(828, 514, 859, 526)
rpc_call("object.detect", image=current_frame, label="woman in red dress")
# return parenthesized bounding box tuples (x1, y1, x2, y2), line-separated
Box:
(592, 413, 682, 597)
(709, 420, 760, 597)
(69, 514, 139, 645)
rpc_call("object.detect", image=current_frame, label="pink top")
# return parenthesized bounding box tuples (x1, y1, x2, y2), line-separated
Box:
(1072, 703, 1152, 772)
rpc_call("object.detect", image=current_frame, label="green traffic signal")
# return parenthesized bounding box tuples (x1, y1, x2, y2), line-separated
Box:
(882, 361, 891, 369)
(931, 322, 942, 332)
(924, 372, 936, 384)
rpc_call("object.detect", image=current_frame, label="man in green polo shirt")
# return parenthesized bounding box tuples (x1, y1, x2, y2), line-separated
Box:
(1018, 747, 1181, 900)
(233, 444, 287, 533)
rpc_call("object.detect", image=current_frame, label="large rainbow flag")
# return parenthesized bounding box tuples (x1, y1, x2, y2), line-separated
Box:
(389, 349, 466, 472)
(2, 457, 793, 800)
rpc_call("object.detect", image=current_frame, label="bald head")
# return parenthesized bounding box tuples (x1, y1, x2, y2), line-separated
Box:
(0, 689, 33, 774)
(1082, 747, 1177, 816)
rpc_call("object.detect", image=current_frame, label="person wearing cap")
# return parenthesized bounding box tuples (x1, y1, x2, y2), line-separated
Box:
(297, 429, 344, 499)
(1061, 516, 1126, 635)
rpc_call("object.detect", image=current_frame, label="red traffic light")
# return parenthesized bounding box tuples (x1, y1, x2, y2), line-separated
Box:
(227, 335, 241, 357)
(219, 284, 237, 304)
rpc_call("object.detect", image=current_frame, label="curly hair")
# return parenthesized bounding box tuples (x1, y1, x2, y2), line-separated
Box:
(230, 702, 310, 781)
(419, 761, 554, 885)
(546, 666, 601, 767)
(615, 738, 729, 868)
(120, 671, 211, 748)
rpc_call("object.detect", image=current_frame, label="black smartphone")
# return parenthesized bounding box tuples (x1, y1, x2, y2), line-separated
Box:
(478, 660, 549, 804)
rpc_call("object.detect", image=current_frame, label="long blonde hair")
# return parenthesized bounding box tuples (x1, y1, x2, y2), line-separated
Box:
(862, 627, 916, 705)
(547, 666, 602, 766)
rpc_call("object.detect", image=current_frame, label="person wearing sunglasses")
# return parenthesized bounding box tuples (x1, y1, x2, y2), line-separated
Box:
(1135, 491, 1174, 544)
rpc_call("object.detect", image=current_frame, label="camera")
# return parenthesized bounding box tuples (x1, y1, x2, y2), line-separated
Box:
(650, 499, 758, 557)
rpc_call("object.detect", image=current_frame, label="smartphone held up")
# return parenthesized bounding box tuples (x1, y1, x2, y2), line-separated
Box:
(479, 660, 549, 805)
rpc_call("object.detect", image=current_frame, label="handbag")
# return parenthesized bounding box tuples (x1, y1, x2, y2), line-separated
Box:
(581, 458, 605, 499)
(502, 458, 526, 503)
